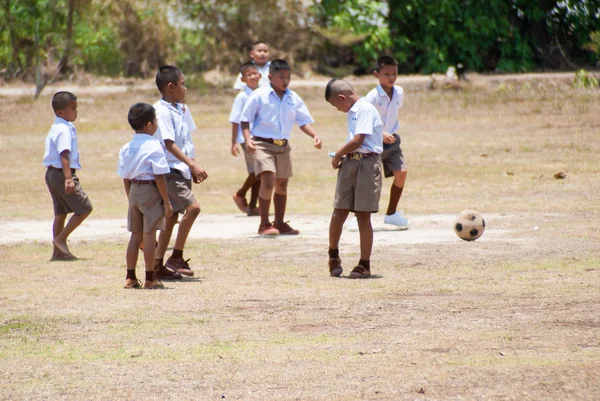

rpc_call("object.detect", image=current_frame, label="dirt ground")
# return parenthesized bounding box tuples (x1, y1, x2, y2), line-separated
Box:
(0, 73, 599, 400)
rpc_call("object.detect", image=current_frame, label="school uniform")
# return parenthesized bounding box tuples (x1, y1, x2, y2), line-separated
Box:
(118, 134, 170, 233)
(229, 86, 256, 174)
(233, 62, 271, 90)
(153, 99, 197, 213)
(365, 84, 405, 178)
(334, 98, 384, 213)
(42, 117, 92, 216)
(240, 85, 314, 178)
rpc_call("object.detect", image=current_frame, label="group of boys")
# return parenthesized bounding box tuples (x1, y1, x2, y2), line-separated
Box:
(42, 39, 409, 284)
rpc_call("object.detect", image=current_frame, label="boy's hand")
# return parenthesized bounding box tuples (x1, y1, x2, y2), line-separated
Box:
(191, 164, 208, 183)
(231, 143, 240, 157)
(383, 132, 396, 144)
(65, 178, 75, 194)
(246, 139, 256, 153)
(331, 155, 342, 169)
(313, 135, 322, 149)
(164, 202, 173, 219)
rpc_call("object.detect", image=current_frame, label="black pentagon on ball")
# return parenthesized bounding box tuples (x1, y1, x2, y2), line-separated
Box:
(469, 214, 476, 221)
(482, 219, 486, 228)
(470, 228, 479, 237)
(456, 223, 463, 232)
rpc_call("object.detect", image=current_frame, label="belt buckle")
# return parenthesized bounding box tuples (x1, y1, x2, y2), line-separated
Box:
(273, 139, 285, 146)
(351, 153, 362, 160)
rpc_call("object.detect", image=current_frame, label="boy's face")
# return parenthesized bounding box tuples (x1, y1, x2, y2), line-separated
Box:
(241, 68, 261, 90)
(269, 69, 291, 93)
(58, 100, 78, 122)
(168, 74, 187, 103)
(327, 94, 351, 113)
(250, 43, 269, 66)
(375, 64, 398, 88)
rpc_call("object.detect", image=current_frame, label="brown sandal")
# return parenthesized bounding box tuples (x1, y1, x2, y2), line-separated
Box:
(124, 279, 143, 289)
(329, 257, 343, 277)
(349, 265, 371, 279)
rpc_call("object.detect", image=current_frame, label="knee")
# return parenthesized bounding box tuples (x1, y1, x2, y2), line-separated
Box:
(186, 203, 201, 217)
(275, 179, 288, 194)
(260, 175, 276, 191)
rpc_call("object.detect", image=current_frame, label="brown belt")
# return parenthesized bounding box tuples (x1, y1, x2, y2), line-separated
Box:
(49, 166, 76, 175)
(254, 137, 288, 146)
(347, 152, 377, 160)
(132, 179, 156, 186)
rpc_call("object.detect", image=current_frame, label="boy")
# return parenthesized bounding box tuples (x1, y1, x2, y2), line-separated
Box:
(233, 41, 271, 90)
(153, 65, 208, 279)
(365, 55, 409, 227)
(325, 79, 383, 279)
(240, 59, 322, 236)
(42, 91, 93, 260)
(118, 103, 173, 289)
(230, 62, 261, 216)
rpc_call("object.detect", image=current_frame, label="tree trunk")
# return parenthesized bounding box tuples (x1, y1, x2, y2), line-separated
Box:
(58, 0, 75, 74)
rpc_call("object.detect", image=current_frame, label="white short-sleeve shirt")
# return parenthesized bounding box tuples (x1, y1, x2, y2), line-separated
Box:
(240, 86, 314, 140)
(364, 84, 404, 134)
(42, 117, 81, 169)
(153, 99, 195, 179)
(117, 134, 170, 181)
(228, 87, 254, 144)
(233, 62, 271, 90)
(347, 98, 384, 155)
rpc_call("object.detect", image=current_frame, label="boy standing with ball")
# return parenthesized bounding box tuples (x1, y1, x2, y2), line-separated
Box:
(118, 103, 173, 289)
(365, 55, 409, 228)
(325, 79, 383, 279)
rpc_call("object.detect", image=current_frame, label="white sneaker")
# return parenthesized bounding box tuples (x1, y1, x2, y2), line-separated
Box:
(347, 216, 359, 232)
(384, 211, 409, 227)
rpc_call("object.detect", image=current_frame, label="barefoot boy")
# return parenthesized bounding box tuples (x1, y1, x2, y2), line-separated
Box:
(325, 79, 383, 278)
(240, 59, 322, 236)
(153, 65, 208, 278)
(230, 62, 261, 216)
(118, 103, 173, 289)
(43, 91, 93, 260)
(233, 41, 271, 90)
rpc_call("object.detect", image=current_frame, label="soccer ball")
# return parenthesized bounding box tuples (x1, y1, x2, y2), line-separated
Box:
(454, 210, 485, 241)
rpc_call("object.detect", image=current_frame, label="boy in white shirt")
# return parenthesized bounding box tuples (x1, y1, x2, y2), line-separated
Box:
(42, 91, 93, 260)
(233, 41, 271, 90)
(325, 79, 384, 279)
(240, 59, 322, 236)
(153, 65, 208, 279)
(118, 103, 173, 289)
(365, 55, 409, 228)
(230, 62, 261, 216)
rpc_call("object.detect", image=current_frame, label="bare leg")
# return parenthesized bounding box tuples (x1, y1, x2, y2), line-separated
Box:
(329, 209, 350, 249)
(355, 211, 373, 260)
(126, 232, 142, 271)
(51, 214, 67, 258)
(173, 202, 201, 250)
(258, 171, 276, 226)
(143, 231, 158, 272)
(156, 213, 178, 260)
(53, 211, 91, 255)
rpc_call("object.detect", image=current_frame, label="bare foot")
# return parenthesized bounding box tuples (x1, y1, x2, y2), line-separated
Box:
(50, 251, 78, 261)
(52, 238, 71, 256)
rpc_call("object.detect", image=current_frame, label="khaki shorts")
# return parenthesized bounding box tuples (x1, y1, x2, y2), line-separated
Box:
(45, 167, 93, 216)
(240, 142, 255, 174)
(253, 141, 293, 179)
(166, 170, 198, 214)
(334, 155, 382, 213)
(381, 134, 406, 178)
(128, 183, 165, 233)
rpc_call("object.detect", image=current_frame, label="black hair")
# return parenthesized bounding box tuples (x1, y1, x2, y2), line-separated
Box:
(128, 103, 156, 131)
(52, 91, 77, 112)
(252, 41, 268, 49)
(269, 59, 291, 75)
(240, 61, 259, 76)
(156, 65, 183, 92)
(325, 78, 338, 101)
(375, 55, 399, 72)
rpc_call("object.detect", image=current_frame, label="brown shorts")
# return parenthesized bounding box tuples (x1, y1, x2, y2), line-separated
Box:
(334, 155, 382, 213)
(166, 170, 198, 214)
(128, 183, 165, 233)
(381, 134, 406, 178)
(240, 142, 255, 174)
(253, 141, 293, 179)
(45, 167, 93, 216)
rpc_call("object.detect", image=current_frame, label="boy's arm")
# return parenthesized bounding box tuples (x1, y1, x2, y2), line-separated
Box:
(164, 140, 208, 182)
(299, 124, 322, 149)
(60, 150, 75, 194)
(123, 179, 132, 198)
(155, 174, 173, 218)
(331, 135, 366, 169)
(241, 122, 255, 153)
(231, 123, 240, 156)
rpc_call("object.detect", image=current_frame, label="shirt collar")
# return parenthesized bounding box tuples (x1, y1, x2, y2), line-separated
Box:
(268, 85, 291, 99)
(244, 86, 255, 96)
(349, 97, 366, 113)
(159, 98, 182, 114)
(54, 116, 75, 128)
(133, 133, 153, 140)
(376, 84, 393, 98)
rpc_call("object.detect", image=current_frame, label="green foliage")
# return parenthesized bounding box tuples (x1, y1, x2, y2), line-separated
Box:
(573, 69, 599, 88)
(583, 31, 600, 57)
